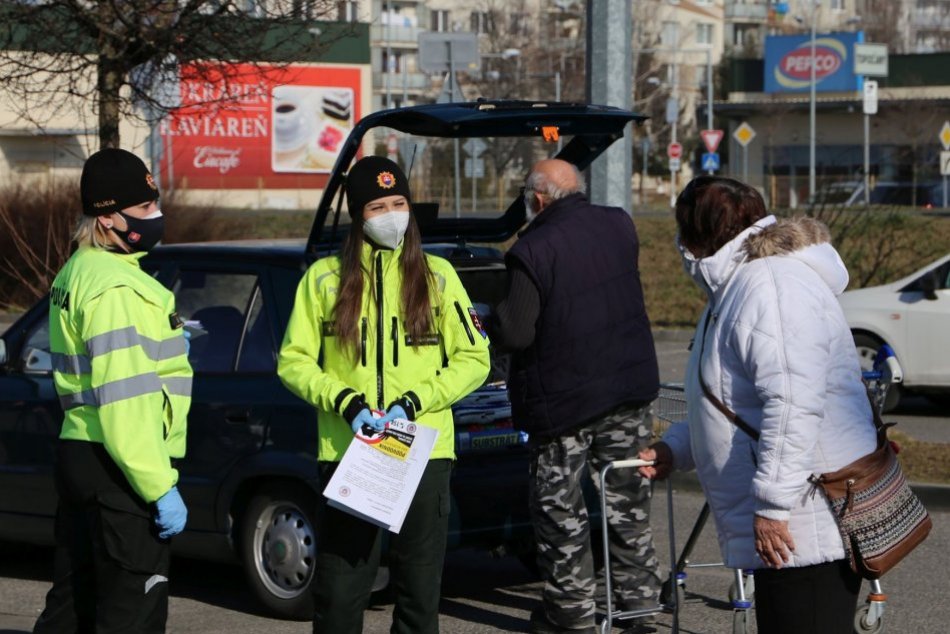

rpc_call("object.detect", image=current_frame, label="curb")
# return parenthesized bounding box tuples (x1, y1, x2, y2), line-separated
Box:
(665, 472, 950, 512)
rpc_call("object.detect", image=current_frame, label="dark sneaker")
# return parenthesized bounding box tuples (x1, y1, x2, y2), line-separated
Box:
(529, 606, 598, 634)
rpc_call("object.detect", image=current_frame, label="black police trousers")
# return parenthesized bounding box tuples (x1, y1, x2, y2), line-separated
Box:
(33, 440, 171, 634)
(312, 458, 452, 634)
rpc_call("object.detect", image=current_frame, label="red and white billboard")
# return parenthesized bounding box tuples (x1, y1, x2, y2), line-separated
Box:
(159, 62, 365, 189)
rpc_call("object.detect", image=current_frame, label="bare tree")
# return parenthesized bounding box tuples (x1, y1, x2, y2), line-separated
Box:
(0, 0, 348, 149)
(855, 0, 910, 53)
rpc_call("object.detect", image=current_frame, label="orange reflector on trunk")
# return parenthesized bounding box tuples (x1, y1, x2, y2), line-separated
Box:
(542, 126, 560, 142)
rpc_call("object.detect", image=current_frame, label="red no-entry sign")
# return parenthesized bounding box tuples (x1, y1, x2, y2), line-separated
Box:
(667, 142, 683, 159)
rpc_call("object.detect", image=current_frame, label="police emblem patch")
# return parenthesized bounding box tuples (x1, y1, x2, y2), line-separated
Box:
(377, 171, 396, 189)
(468, 307, 488, 339)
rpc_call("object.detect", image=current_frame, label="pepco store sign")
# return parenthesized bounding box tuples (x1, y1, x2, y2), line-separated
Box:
(159, 62, 366, 189)
(764, 32, 862, 94)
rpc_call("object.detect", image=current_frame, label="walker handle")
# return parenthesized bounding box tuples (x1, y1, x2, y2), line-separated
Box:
(610, 458, 655, 469)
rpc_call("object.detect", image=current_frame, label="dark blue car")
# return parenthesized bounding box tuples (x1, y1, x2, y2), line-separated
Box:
(0, 101, 644, 619)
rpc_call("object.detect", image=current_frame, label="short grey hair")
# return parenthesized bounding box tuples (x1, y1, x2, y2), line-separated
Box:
(524, 164, 586, 201)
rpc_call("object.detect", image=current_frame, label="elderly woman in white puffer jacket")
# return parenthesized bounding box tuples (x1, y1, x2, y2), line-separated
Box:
(639, 176, 877, 634)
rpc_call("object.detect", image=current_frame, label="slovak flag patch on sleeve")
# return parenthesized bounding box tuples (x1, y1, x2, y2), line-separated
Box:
(468, 307, 488, 339)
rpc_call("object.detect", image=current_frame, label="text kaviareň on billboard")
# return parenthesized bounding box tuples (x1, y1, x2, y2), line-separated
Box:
(160, 62, 364, 189)
(764, 32, 864, 94)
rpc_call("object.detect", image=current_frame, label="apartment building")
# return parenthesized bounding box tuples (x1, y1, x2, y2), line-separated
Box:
(724, 0, 860, 56)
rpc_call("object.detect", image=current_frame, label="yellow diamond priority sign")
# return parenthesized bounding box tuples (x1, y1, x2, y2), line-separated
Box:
(940, 121, 950, 151)
(734, 122, 756, 148)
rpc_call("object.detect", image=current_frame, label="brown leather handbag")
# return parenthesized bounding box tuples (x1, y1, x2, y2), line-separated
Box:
(807, 411, 932, 579)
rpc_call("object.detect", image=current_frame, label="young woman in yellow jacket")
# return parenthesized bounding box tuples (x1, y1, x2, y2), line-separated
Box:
(278, 156, 490, 634)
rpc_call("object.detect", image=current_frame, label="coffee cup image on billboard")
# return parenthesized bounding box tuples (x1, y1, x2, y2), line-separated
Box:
(271, 85, 353, 173)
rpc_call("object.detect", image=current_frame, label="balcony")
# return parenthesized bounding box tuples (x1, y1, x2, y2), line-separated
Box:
(725, 3, 769, 22)
(372, 71, 431, 92)
(912, 8, 950, 29)
(371, 24, 424, 45)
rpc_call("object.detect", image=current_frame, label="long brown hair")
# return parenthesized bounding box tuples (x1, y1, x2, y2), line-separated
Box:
(675, 176, 767, 258)
(333, 213, 434, 357)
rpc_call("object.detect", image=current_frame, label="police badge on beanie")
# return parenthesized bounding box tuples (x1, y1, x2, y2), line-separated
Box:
(81, 148, 160, 217)
(345, 156, 412, 218)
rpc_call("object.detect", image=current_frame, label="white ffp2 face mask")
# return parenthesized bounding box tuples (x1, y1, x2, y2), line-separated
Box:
(363, 211, 410, 249)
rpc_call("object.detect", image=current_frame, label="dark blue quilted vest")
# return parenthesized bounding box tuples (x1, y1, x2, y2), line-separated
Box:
(506, 193, 659, 438)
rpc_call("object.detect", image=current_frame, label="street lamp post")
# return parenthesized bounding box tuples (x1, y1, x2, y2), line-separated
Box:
(808, 0, 819, 201)
(633, 46, 715, 204)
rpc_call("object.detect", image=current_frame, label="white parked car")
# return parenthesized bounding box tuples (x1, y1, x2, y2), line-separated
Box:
(838, 254, 950, 411)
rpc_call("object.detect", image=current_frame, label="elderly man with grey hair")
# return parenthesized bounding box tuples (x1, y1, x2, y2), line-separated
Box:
(492, 159, 661, 634)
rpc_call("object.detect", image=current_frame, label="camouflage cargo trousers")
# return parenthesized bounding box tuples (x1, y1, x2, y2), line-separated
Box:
(528, 402, 661, 629)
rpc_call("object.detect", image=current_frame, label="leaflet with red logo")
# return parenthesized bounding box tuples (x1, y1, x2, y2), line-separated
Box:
(323, 418, 438, 533)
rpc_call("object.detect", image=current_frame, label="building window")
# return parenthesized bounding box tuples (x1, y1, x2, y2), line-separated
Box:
(431, 9, 449, 32)
(661, 21, 679, 46)
(694, 0, 712, 4)
(829, 0, 845, 9)
(471, 10, 495, 34)
(382, 50, 402, 73)
(337, 1, 357, 22)
(734, 24, 758, 48)
(509, 12, 529, 35)
(697, 22, 713, 45)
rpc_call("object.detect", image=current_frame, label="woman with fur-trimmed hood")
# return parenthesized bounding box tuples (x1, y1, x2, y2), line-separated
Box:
(638, 176, 876, 633)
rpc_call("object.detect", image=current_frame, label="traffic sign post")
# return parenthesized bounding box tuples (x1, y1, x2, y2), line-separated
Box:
(667, 142, 683, 160)
(862, 80, 879, 204)
(700, 129, 724, 153)
(701, 152, 720, 172)
(700, 130, 723, 174)
(733, 122, 756, 184)
(463, 138, 487, 212)
(669, 157, 681, 172)
(941, 122, 950, 209)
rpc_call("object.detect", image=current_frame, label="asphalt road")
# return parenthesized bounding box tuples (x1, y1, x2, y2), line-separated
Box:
(1, 488, 948, 633)
(0, 321, 947, 632)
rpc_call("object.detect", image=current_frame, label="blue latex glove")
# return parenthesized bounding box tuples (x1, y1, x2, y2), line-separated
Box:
(154, 486, 188, 539)
(377, 404, 407, 427)
(182, 329, 191, 355)
(350, 408, 384, 435)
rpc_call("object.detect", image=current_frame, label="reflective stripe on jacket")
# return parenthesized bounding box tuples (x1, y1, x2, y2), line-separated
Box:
(277, 241, 491, 462)
(49, 246, 192, 503)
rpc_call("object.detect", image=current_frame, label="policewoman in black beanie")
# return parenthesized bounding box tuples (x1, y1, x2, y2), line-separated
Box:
(34, 148, 192, 633)
(278, 156, 490, 634)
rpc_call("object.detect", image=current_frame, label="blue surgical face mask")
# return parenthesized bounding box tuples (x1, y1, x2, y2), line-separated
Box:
(113, 207, 164, 252)
(676, 235, 712, 295)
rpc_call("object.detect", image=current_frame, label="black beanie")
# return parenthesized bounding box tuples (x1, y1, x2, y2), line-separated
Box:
(80, 148, 160, 216)
(345, 156, 412, 218)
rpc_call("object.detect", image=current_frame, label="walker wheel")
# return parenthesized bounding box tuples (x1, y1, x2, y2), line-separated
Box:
(728, 576, 755, 606)
(660, 579, 685, 610)
(853, 604, 885, 634)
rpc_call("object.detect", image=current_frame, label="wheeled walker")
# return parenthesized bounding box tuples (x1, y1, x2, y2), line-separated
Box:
(598, 458, 680, 634)
(653, 384, 755, 634)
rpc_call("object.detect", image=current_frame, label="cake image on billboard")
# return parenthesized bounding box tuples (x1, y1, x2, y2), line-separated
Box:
(271, 85, 354, 173)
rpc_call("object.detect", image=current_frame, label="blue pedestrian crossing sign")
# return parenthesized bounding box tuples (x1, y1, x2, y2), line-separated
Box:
(702, 152, 720, 172)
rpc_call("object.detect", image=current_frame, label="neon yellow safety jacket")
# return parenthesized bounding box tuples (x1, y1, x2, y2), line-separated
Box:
(49, 246, 192, 503)
(278, 241, 491, 462)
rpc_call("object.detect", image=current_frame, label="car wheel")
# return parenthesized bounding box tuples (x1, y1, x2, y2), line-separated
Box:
(852, 333, 902, 413)
(239, 483, 318, 621)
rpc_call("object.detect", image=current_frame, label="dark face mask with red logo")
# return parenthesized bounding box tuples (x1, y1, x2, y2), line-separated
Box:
(113, 209, 165, 252)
